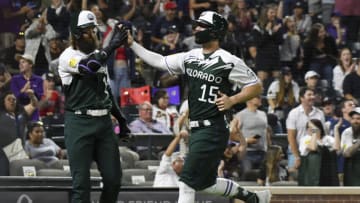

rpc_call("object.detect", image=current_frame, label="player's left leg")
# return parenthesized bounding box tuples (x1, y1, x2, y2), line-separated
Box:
(94, 116, 121, 203)
(201, 178, 271, 203)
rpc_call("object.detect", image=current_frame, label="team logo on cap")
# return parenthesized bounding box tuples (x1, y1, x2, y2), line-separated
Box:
(87, 13, 94, 20)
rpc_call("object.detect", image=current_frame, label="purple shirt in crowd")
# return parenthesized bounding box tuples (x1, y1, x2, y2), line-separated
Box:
(10, 74, 43, 121)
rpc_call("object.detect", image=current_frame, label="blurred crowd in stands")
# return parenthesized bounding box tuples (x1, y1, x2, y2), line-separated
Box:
(1, 0, 360, 187)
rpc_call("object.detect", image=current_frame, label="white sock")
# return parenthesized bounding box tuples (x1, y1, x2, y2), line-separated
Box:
(202, 178, 244, 197)
(178, 181, 196, 203)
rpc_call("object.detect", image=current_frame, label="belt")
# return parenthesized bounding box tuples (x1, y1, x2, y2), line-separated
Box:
(189, 120, 212, 128)
(74, 109, 109, 117)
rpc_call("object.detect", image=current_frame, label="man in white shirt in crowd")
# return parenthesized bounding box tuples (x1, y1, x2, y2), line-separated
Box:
(286, 87, 325, 180)
(153, 132, 185, 187)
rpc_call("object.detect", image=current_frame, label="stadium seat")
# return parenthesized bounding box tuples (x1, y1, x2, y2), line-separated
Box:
(134, 160, 160, 171)
(120, 148, 139, 169)
(121, 169, 155, 186)
(37, 169, 71, 177)
(9, 159, 47, 176)
(121, 105, 139, 123)
(243, 169, 261, 181)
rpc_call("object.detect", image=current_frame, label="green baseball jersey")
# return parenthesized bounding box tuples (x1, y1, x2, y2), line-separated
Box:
(164, 48, 258, 120)
(58, 47, 112, 111)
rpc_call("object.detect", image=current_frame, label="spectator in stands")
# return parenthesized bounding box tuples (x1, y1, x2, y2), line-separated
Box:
(267, 66, 300, 125)
(322, 97, 336, 122)
(0, 0, 32, 50)
(89, 4, 107, 40)
(153, 132, 185, 187)
(173, 104, 190, 156)
(304, 70, 333, 107)
(153, 25, 183, 88)
(152, 89, 179, 130)
(38, 73, 61, 118)
(10, 54, 43, 121)
(279, 16, 302, 80)
(24, 16, 57, 76)
(332, 48, 356, 96)
(0, 90, 38, 175)
(251, 4, 283, 86)
(230, 0, 253, 34)
(97, 0, 136, 20)
(335, 0, 360, 43)
(103, 20, 134, 103)
(218, 117, 247, 181)
(321, 0, 335, 25)
(327, 99, 356, 185)
(234, 95, 270, 180)
(129, 100, 177, 160)
(221, 17, 242, 58)
(341, 107, 360, 186)
(151, 1, 183, 49)
(189, 0, 218, 20)
(0, 65, 12, 94)
(326, 12, 347, 48)
(290, 0, 312, 39)
(1, 34, 25, 75)
(303, 23, 338, 88)
(298, 118, 340, 186)
(45, 0, 70, 41)
(129, 101, 172, 134)
(24, 121, 63, 165)
(257, 145, 288, 186)
(343, 59, 360, 105)
(286, 87, 325, 180)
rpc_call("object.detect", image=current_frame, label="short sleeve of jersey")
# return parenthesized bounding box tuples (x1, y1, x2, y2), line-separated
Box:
(267, 81, 279, 99)
(341, 127, 353, 151)
(58, 47, 84, 85)
(164, 52, 187, 75)
(228, 57, 258, 90)
(286, 108, 297, 130)
(59, 47, 83, 74)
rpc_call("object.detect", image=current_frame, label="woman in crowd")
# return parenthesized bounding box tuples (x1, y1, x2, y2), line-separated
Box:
(332, 47, 357, 96)
(251, 4, 283, 87)
(279, 16, 302, 83)
(152, 89, 179, 131)
(24, 121, 63, 165)
(267, 66, 299, 126)
(0, 90, 37, 175)
(257, 145, 288, 186)
(303, 23, 338, 88)
(298, 119, 340, 186)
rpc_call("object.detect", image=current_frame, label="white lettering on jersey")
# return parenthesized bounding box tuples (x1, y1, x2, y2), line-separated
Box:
(186, 68, 223, 83)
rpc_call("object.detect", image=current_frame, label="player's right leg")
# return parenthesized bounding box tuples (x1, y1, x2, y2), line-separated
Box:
(178, 181, 196, 203)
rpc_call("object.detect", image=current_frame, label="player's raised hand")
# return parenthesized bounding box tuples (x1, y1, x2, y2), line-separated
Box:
(215, 91, 234, 111)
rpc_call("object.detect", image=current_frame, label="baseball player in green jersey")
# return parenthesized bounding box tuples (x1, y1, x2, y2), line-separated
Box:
(122, 11, 271, 203)
(58, 10, 130, 203)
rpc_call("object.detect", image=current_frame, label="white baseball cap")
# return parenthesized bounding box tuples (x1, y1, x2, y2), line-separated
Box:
(16, 54, 34, 64)
(304, 70, 320, 80)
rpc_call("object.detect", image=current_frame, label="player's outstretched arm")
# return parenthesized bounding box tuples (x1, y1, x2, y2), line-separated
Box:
(125, 28, 168, 71)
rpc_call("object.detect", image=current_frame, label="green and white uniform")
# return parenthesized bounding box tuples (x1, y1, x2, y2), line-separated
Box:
(58, 47, 121, 203)
(162, 47, 258, 190)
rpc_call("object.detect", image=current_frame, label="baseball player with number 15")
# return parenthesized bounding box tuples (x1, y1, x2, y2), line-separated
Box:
(58, 10, 130, 203)
(123, 10, 271, 203)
